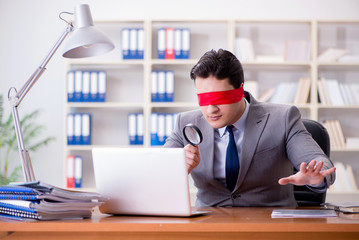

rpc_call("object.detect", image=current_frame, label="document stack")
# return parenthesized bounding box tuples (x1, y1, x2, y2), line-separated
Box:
(67, 70, 107, 102)
(151, 70, 175, 102)
(67, 113, 92, 145)
(0, 181, 105, 221)
(128, 113, 144, 145)
(66, 155, 83, 188)
(121, 28, 145, 59)
(157, 27, 190, 59)
(150, 112, 178, 146)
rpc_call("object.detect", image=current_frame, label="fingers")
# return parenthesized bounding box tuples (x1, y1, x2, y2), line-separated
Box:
(184, 144, 200, 174)
(320, 167, 336, 177)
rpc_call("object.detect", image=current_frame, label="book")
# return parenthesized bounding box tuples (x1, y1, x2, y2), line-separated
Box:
(293, 78, 310, 104)
(322, 202, 359, 213)
(318, 48, 348, 62)
(271, 209, 337, 218)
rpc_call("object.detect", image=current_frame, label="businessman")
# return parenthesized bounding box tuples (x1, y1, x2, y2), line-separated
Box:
(164, 49, 336, 207)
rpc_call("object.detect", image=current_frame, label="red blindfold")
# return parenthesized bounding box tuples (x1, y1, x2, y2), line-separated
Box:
(197, 87, 244, 106)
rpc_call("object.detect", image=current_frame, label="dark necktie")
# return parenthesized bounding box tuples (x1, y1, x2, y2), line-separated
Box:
(225, 125, 240, 192)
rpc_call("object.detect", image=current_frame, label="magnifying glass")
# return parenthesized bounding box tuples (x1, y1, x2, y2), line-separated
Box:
(183, 123, 203, 146)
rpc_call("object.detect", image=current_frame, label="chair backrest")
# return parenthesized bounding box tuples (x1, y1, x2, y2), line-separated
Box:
(293, 119, 330, 206)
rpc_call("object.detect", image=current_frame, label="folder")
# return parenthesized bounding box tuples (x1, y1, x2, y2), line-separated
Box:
(74, 71, 83, 102)
(90, 71, 98, 102)
(157, 71, 166, 102)
(74, 155, 83, 188)
(98, 71, 106, 102)
(66, 155, 75, 188)
(74, 114, 82, 145)
(157, 28, 166, 59)
(157, 114, 166, 145)
(67, 71, 75, 102)
(128, 113, 137, 145)
(122, 28, 130, 60)
(165, 71, 174, 102)
(151, 71, 158, 102)
(181, 28, 190, 59)
(165, 114, 173, 140)
(136, 113, 144, 145)
(137, 28, 145, 59)
(67, 114, 74, 145)
(165, 28, 175, 59)
(82, 71, 91, 102)
(174, 28, 182, 59)
(150, 113, 159, 146)
(81, 113, 91, 145)
(129, 28, 137, 59)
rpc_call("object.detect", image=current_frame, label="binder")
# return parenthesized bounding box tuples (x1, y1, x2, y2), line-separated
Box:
(157, 28, 166, 59)
(90, 71, 98, 102)
(151, 71, 158, 102)
(74, 71, 83, 102)
(150, 113, 159, 146)
(66, 155, 75, 188)
(129, 28, 137, 59)
(174, 28, 182, 59)
(158, 71, 166, 102)
(136, 113, 144, 145)
(67, 114, 74, 145)
(165, 114, 173, 140)
(122, 28, 130, 59)
(74, 156, 83, 188)
(81, 113, 91, 145)
(128, 113, 137, 145)
(98, 71, 106, 102)
(82, 71, 91, 102)
(165, 27, 175, 59)
(181, 28, 190, 59)
(67, 71, 75, 102)
(74, 114, 82, 145)
(165, 71, 174, 102)
(137, 28, 145, 59)
(157, 114, 166, 145)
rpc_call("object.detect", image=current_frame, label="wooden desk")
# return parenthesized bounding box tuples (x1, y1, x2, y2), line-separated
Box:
(1, 207, 358, 240)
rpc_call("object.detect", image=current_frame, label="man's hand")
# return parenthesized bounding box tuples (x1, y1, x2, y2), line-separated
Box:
(278, 160, 336, 186)
(184, 144, 200, 174)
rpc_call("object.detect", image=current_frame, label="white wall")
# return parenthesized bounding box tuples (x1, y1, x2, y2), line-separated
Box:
(0, 0, 358, 187)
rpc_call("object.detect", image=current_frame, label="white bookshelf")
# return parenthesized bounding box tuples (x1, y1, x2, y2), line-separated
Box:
(64, 19, 359, 201)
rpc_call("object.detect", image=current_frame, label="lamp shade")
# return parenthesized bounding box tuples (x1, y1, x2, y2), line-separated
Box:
(62, 4, 114, 58)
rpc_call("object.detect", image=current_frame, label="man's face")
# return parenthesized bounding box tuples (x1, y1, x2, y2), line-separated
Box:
(195, 75, 244, 129)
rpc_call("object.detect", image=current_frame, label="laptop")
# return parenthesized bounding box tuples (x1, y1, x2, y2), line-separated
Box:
(92, 147, 209, 217)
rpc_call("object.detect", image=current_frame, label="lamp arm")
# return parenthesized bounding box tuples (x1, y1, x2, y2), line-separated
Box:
(8, 23, 73, 182)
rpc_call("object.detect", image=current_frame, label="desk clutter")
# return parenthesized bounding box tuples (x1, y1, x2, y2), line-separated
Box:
(0, 181, 105, 221)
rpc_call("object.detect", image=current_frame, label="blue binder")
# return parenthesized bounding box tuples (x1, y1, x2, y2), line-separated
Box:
(157, 28, 166, 59)
(67, 71, 75, 102)
(74, 155, 83, 188)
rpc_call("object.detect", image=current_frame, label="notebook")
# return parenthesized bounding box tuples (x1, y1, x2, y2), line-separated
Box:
(92, 147, 209, 217)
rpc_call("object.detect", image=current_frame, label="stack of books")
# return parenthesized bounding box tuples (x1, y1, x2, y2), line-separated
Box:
(323, 120, 346, 149)
(0, 181, 105, 221)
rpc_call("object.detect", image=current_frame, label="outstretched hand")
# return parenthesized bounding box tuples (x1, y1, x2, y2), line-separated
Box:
(278, 160, 336, 186)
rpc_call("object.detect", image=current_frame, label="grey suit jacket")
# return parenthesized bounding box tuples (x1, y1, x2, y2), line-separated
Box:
(164, 92, 335, 207)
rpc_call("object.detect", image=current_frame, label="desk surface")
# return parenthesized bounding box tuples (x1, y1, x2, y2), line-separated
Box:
(1, 207, 359, 240)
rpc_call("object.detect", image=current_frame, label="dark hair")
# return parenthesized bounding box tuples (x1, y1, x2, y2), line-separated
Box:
(190, 49, 244, 89)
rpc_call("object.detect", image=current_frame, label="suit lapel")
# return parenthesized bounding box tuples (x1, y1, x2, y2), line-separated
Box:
(235, 98, 269, 191)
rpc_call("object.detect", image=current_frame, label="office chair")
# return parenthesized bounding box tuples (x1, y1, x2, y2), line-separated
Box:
(293, 118, 330, 206)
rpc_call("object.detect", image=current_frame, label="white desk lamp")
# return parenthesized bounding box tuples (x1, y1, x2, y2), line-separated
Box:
(7, 4, 115, 182)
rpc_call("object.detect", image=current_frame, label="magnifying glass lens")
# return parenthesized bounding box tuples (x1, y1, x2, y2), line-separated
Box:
(183, 124, 203, 146)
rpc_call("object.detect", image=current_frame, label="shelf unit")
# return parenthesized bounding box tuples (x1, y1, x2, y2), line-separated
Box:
(64, 19, 359, 200)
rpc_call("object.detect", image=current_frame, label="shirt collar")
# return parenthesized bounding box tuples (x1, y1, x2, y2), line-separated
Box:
(218, 98, 250, 137)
